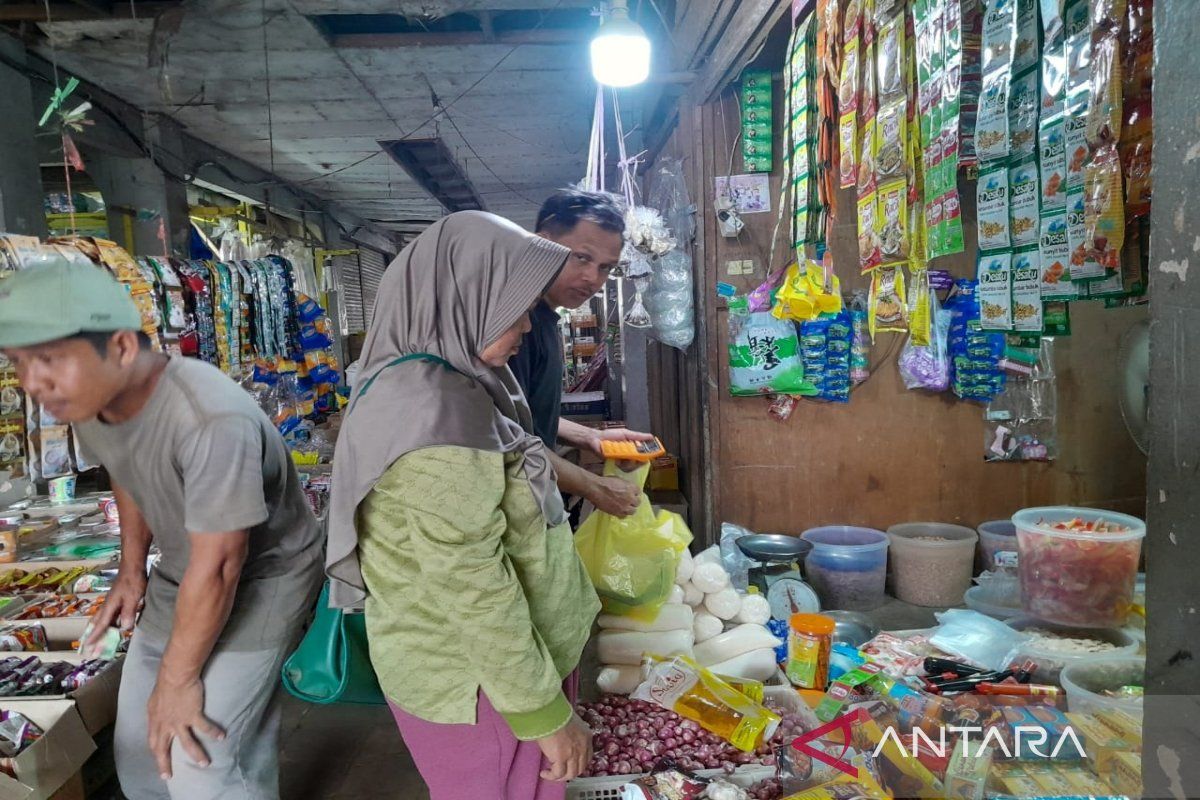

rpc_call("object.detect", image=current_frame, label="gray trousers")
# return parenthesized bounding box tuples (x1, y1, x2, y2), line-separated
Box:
(115, 629, 292, 800)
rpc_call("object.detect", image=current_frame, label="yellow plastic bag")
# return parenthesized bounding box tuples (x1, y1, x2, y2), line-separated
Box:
(574, 462, 692, 621)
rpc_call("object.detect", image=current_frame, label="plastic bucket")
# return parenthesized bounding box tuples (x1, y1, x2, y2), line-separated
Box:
(886, 523, 978, 607)
(977, 519, 1018, 572)
(800, 527, 889, 611)
(1013, 507, 1145, 627)
(1060, 656, 1145, 717)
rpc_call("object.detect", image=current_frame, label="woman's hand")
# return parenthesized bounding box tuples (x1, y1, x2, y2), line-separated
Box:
(587, 475, 641, 518)
(537, 713, 592, 782)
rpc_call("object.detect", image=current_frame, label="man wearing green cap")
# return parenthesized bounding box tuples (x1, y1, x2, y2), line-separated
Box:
(0, 258, 323, 800)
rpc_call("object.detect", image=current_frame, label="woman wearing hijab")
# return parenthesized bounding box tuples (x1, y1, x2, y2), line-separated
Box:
(326, 211, 601, 799)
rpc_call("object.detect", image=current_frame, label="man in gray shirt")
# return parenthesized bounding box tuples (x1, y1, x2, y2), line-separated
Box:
(0, 258, 323, 799)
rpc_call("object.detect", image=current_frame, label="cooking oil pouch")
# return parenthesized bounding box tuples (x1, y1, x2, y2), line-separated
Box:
(575, 462, 693, 621)
(632, 654, 780, 752)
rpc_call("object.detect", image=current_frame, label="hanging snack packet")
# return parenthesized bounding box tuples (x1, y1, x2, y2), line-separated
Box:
(869, 265, 908, 339)
(1011, 246, 1044, 332)
(1084, 145, 1125, 272)
(1009, 157, 1040, 248)
(874, 100, 907, 184)
(632, 654, 780, 752)
(1038, 210, 1075, 298)
(1067, 185, 1105, 281)
(1039, 120, 1068, 210)
(1041, 39, 1068, 123)
(1086, 33, 1123, 149)
(976, 162, 1011, 251)
(838, 40, 861, 188)
(978, 250, 1014, 331)
(1007, 67, 1038, 157)
(878, 180, 910, 265)
(975, 70, 1011, 163)
(876, 13, 906, 105)
(1012, 0, 1038, 72)
(982, 0, 1016, 75)
(857, 193, 882, 274)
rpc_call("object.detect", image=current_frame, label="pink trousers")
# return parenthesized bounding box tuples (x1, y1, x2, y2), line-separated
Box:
(389, 672, 580, 800)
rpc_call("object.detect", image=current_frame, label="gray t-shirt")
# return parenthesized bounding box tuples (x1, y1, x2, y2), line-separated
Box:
(75, 357, 323, 650)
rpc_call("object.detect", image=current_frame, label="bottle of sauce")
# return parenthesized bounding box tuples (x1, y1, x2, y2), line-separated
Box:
(786, 613, 835, 689)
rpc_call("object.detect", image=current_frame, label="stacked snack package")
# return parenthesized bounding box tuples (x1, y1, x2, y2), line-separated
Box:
(294, 294, 342, 417)
(814, 0, 841, 235)
(800, 312, 853, 402)
(0, 352, 24, 478)
(946, 279, 1006, 401)
(742, 69, 774, 174)
(789, 16, 820, 249)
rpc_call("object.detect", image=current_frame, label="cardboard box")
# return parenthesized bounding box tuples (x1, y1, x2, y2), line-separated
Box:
(1093, 707, 1142, 750)
(1065, 712, 1136, 771)
(1101, 750, 1142, 795)
(12, 652, 122, 737)
(0, 699, 95, 800)
(647, 456, 679, 491)
(944, 738, 993, 800)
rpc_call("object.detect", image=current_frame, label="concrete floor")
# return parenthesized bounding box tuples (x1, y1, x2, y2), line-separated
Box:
(279, 696, 429, 799)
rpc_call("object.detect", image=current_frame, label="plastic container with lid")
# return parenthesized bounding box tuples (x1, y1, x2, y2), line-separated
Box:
(1013, 507, 1145, 627)
(800, 527, 889, 611)
(886, 523, 978, 607)
(1005, 615, 1139, 683)
(977, 519, 1018, 572)
(963, 581, 1023, 619)
(1060, 656, 1144, 717)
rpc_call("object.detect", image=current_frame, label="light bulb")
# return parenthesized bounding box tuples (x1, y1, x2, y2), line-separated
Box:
(590, 7, 651, 87)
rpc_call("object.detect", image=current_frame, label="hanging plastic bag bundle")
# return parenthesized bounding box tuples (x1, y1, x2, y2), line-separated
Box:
(575, 462, 693, 621)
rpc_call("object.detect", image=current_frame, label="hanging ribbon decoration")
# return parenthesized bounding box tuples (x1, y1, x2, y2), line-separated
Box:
(38, 77, 94, 236)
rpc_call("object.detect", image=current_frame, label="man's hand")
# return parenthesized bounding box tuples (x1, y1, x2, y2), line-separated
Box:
(587, 475, 641, 518)
(85, 570, 146, 649)
(147, 674, 225, 779)
(584, 427, 656, 459)
(537, 713, 592, 782)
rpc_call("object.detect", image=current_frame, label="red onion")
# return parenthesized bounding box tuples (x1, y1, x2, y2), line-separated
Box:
(681, 730, 696, 745)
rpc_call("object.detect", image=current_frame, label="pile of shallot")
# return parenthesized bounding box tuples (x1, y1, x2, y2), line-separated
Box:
(575, 695, 815, 778)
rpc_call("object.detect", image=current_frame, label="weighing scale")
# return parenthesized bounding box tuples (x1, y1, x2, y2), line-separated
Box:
(735, 534, 820, 620)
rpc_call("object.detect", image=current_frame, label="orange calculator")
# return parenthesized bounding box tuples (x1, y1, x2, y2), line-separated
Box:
(599, 437, 667, 462)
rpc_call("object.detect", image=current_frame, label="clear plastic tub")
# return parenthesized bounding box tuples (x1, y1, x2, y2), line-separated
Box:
(1060, 656, 1144, 717)
(1013, 507, 1145, 628)
(977, 519, 1018, 572)
(1005, 615, 1139, 684)
(800, 527, 889, 611)
(963, 583, 1023, 619)
(886, 523, 978, 607)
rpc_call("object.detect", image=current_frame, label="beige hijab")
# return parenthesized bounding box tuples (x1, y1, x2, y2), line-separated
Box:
(326, 211, 570, 608)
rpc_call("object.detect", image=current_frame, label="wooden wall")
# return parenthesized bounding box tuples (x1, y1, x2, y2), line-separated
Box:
(647, 49, 1147, 544)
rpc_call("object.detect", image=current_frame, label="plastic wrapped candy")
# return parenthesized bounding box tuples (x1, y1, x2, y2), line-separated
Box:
(898, 292, 952, 392)
(624, 275, 653, 328)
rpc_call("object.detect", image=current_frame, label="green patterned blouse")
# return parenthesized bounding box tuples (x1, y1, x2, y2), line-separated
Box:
(358, 445, 600, 740)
